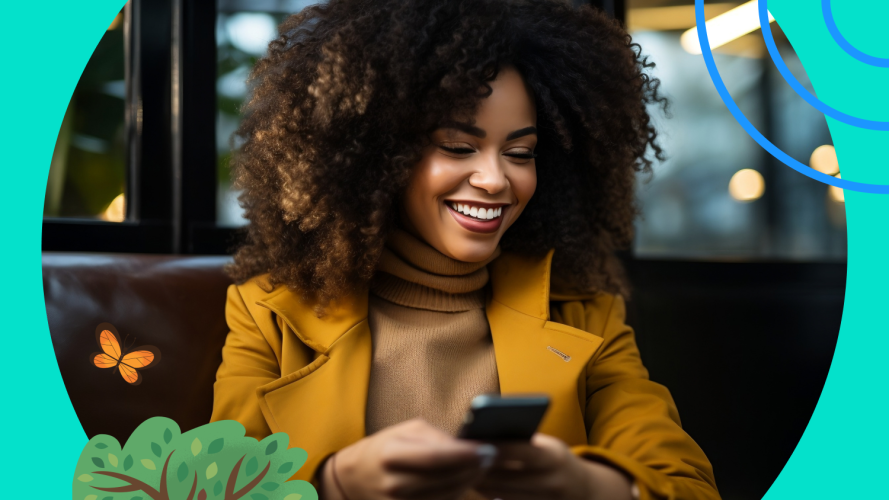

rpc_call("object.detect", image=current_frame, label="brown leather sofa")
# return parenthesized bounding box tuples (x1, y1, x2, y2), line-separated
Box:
(43, 252, 234, 443)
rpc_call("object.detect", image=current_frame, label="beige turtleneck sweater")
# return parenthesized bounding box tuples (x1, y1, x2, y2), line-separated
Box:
(365, 228, 502, 438)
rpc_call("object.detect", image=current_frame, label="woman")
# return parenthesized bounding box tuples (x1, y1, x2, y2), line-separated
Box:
(210, 0, 720, 499)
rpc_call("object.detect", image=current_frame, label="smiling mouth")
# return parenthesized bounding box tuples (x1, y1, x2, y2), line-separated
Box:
(444, 200, 509, 234)
(445, 201, 504, 221)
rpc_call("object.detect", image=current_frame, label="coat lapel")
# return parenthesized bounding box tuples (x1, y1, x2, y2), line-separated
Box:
(251, 248, 606, 480)
(487, 250, 605, 446)
(253, 287, 371, 481)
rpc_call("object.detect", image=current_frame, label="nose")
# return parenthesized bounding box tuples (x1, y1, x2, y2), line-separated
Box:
(468, 152, 509, 194)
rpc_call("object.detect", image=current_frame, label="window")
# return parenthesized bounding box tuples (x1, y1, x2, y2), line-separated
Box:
(46, 5, 128, 222)
(628, 0, 846, 260)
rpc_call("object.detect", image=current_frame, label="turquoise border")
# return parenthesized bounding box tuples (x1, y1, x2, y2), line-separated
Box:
(762, 0, 888, 496)
(0, 1, 125, 497)
(5, 0, 879, 498)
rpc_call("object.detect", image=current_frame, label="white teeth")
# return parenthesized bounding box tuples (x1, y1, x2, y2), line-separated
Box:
(449, 202, 506, 219)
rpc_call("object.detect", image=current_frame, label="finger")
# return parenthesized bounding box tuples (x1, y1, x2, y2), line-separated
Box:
(392, 465, 489, 500)
(487, 433, 566, 472)
(475, 469, 563, 500)
(394, 418, 454, 444)
(381, 438, 485, 472)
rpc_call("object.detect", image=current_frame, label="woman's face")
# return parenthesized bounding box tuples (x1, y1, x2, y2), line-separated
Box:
(401, 65, 538, 263)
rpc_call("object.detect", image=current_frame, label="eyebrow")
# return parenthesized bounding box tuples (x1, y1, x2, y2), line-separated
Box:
(439, 121, 537, 141)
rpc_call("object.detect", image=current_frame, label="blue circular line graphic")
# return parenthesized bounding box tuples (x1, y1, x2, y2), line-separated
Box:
(822, 0, 889, 68)
(694, 0, 889, 193)
(759, 0, 889, 130)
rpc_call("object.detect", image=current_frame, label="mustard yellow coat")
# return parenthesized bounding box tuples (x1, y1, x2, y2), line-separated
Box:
(210, 249, 721, 500)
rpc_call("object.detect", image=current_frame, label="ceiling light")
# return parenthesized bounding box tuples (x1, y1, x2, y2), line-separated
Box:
(681, 1, 775, 55)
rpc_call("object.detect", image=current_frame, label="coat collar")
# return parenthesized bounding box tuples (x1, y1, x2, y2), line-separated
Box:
(253, 249, 605, 481)
(255, 248, 558, 353)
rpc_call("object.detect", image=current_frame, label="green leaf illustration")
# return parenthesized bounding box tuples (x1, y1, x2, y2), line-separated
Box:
(177, 462, 189, 482)
(73, 417, 313, 500)
(206, 462, 218, 479)
(94, 443, 108, 449)
(208, 437, 224, 454)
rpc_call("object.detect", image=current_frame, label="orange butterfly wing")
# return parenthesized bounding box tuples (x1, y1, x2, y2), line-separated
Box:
(118, 348, 160, 385)
(90, 325, 123, 369)
(91, 352, 119, 368)
(118, 362, 139, 384)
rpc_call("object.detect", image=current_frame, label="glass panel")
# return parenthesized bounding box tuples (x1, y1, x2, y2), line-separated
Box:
(45, 5, 128, 222)
(628, 0, 846, 260)
(216, 1, 319, 226)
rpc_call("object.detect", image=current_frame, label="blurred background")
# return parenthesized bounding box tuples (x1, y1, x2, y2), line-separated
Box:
(43, 1, 844, 499)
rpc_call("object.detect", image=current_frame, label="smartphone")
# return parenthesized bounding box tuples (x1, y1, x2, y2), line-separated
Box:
(456, 394, 550, 441)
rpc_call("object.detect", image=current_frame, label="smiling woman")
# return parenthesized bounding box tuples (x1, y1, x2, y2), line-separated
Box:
(402, 66, 539, 262)
(210, 0, 720, 499)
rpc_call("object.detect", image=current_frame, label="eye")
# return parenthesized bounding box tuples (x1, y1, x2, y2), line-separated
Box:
(439, 143, 476, 155)
(503, 148, 538, 162)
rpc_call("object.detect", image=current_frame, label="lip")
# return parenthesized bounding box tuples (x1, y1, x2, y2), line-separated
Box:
(445, 201, 508, 234)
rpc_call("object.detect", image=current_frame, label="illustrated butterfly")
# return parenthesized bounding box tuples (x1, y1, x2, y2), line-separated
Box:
(89, 322, 161, 385)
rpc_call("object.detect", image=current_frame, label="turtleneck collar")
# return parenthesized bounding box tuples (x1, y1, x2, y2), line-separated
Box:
(369, 228, 501, 312)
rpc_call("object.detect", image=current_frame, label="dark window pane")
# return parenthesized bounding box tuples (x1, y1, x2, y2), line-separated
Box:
(46, 6, 128, 222)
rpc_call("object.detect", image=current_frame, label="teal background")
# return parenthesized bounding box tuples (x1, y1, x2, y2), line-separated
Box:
(763, 0, 889, 498)
(2, 0, 883, 497)
(0, 0, 125, 496)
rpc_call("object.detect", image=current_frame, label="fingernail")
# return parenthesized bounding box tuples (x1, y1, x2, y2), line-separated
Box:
(476, 444, 497, 468)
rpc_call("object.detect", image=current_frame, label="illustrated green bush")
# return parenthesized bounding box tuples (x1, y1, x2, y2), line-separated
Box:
(72, 417, 317, 500)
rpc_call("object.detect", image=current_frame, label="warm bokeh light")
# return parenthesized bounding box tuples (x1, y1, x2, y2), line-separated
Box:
(101, 193, 126, 222)
(681, 1, 775, 54)
(627, 3, 736, 31)
(809, 145, 839, 175)
(728, 168, 765, 201)
(108, 13, 122, 31)
(829, 174, 844, 203)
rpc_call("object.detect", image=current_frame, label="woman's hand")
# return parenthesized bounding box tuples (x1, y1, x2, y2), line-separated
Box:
(474, 433, 634, 500)
(319, 418, 496, 500)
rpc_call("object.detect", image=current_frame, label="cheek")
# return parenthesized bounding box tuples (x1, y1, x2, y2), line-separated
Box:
(511, 166, 537, 204)
(408, 156, 464, 205)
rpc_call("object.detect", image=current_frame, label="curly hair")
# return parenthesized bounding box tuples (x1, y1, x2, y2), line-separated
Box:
(224, 0, 666, 308)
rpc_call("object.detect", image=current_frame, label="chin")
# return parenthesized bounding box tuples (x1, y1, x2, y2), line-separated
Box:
(443, 237, 500, 263)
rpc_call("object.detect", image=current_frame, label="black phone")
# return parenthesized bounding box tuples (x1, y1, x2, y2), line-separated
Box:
(457, 394, 550, 441)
